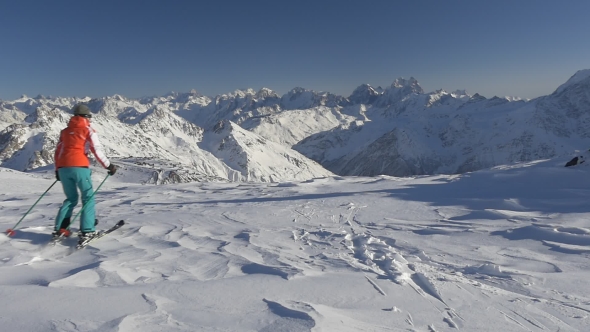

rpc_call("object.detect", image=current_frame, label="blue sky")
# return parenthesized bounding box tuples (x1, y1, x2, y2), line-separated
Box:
(1, 0, 589, 100)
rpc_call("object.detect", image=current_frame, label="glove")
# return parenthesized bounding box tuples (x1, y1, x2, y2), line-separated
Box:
(107, 163, 117, 176)
(55, 170, 60, 181)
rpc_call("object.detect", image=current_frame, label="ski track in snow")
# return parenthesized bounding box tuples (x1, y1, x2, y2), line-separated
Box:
(1, 163, 590, 331)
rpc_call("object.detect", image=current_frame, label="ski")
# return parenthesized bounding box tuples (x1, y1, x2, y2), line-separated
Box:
(76, 220, 125, 249)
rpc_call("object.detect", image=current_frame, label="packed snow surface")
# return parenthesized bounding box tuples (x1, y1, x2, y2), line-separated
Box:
(0, 159, 589, 331)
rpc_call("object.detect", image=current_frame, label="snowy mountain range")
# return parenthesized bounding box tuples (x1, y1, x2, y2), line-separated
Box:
(1, 69, 589, 183)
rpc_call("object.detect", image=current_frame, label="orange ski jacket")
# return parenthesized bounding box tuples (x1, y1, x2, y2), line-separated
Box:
(54, 116, 111, 170)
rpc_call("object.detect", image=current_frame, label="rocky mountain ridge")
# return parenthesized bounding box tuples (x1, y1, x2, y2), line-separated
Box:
(1, 70, 589, 182)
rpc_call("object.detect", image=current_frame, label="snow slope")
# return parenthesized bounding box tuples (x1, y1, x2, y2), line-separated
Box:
(0, 158, 589, 331)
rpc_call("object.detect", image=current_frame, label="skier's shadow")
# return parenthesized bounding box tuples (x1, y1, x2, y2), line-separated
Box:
(9, 230, 80, 246)
(8, 229, 52, 245)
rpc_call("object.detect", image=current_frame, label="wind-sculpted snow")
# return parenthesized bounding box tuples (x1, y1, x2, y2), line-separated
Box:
(1, 159, 589, 330)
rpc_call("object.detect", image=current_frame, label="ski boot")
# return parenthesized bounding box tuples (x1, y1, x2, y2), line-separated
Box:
(77, 231, 99, 248)
(51, 228, 72, 240)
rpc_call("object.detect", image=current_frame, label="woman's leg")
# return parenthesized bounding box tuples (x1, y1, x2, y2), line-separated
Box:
(54, 168, 79, 231)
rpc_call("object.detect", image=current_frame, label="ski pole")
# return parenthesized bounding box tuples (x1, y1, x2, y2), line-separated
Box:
(6, 179, 59, 236)
(66, 174, 110, 231)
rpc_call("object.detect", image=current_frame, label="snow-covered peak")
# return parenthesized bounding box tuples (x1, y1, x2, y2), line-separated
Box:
(161, 89, 204, 100)
(162, 91, 180, 98)
(280, 88, 347, 110)
(221, 89, 257, 99)
(470, 93, 487, 101)
(554, 69, 590, 94)
(23, 105, 69, 125)
(374, 77, 424, 107)
(503, 96, 526, 102)
(389, 77, 422, 94)
(281, 88, 315, 109)
(349, 84, 381, 105)
(391, 77, 422, 92)
(211, 89, 279, 109)
(426, 90, 459, 107)
(451, 89, 469, 98)
(255, 87, 280, 100)
(111, 94, 127, 102)
(166, 90, 210, 107)
(91, 97, 143, 118)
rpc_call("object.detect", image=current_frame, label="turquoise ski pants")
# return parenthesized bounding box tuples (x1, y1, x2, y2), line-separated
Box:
(55, 167, 96, 232)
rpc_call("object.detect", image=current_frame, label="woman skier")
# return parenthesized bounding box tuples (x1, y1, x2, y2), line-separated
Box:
(53, 103, 117, 245)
